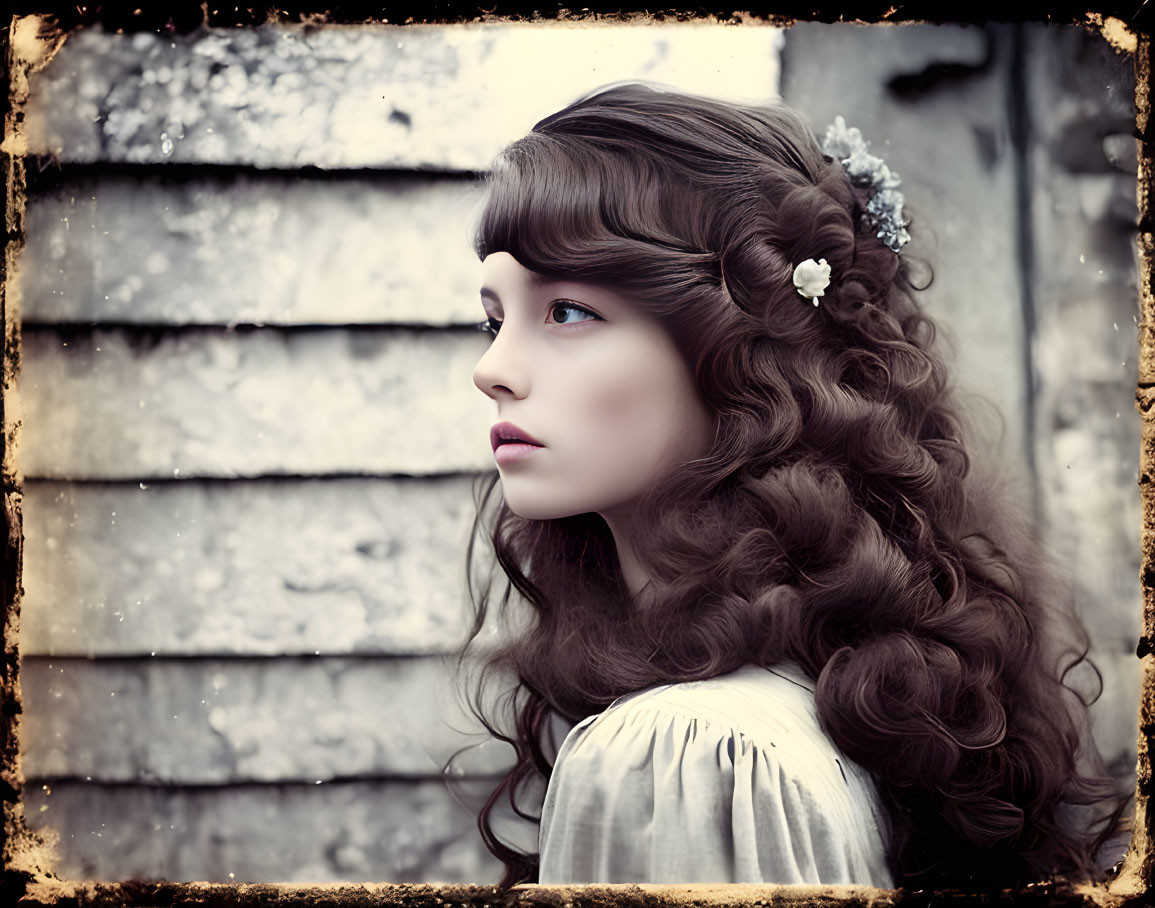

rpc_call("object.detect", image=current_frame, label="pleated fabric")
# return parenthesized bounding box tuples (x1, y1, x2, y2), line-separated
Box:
(537, 662, 895, 887)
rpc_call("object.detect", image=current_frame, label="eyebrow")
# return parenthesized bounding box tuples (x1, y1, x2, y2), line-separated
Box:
(479, 272, 554, 304)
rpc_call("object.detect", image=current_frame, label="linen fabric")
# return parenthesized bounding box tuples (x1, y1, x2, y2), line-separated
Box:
(537, 661, 895, 886)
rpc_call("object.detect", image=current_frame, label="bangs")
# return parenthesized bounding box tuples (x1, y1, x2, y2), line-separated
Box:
(474, 133, 718, 298)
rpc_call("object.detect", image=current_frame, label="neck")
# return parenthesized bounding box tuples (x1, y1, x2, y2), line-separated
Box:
(599, 506, 655, 607)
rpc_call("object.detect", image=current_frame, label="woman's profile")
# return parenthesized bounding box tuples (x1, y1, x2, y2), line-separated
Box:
(456, 82, 1133, 891)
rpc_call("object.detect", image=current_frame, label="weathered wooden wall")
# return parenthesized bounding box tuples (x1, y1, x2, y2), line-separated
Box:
(11, 21, 785, 884)
(10, 19, 1138, 884)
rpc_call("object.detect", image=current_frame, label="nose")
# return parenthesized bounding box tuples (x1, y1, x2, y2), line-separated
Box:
(472, 327, 529, 401)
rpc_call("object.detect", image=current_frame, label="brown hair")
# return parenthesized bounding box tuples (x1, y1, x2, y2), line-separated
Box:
(455, 82, 1131, 890)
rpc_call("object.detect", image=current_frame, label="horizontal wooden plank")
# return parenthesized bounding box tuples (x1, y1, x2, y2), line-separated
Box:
(20, 656, 525, 782)
(20, 476, 493, 657)
(19, 646, 1135, 789)
(23, 23, 783, 169)
(22, 455, 1136, 662)
(18, 327, 496, 479)
(17, 175, 487, 325)
(24, 779, 507, 884)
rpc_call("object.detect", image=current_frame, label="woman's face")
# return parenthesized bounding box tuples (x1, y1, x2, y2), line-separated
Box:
(472, 252, 715, 523)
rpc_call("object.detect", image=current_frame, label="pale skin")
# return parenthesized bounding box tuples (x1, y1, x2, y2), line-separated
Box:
(472, 252, 715, 604)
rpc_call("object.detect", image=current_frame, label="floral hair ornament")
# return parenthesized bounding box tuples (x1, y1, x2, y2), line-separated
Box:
(793, 257, 831, 305)
(820, 115, 911, 253)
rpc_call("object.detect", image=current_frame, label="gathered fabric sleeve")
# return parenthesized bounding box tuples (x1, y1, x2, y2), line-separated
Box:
(537, 698, 894, 886)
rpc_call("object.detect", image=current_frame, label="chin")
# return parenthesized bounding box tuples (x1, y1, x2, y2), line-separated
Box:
(503, 499, 573, 522)
(500, 486, 584, 522)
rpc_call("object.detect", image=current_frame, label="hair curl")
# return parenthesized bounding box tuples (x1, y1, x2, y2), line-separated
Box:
(453, 82, 1132, 891)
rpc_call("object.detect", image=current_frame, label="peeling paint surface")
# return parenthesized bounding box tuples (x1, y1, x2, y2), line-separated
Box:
(21, 23, 783, 171)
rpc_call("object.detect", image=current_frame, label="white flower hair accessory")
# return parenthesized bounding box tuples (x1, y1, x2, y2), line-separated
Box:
(793, 257, 831, 305)
(821, 115, 911, 253)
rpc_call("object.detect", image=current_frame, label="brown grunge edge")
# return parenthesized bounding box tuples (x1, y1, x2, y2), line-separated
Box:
(0, 4, 1151, 907)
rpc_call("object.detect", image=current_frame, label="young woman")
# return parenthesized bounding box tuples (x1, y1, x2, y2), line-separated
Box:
(458, 82, 1132, 890)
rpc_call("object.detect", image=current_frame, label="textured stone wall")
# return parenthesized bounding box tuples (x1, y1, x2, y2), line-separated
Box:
(1022, 24, 1142, 777)
(782, 22, 1140, 788)
(11, 18, 1139, 887)
(783, 23, 1031, 468)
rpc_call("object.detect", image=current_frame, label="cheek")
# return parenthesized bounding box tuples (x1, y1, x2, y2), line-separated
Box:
(578, 363, 677, 454)
(588, 378, 645, 425)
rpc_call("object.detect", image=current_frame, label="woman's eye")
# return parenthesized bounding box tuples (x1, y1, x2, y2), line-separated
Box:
(549, 301, 600, 325)
(477, 315, 503, 337)
(476, 304, 596, 337)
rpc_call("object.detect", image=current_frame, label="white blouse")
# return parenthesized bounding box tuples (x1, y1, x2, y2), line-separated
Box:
(538, 662, 895, 887)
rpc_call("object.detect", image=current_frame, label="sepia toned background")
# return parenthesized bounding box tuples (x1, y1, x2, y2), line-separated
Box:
(9, 18, 1140, 883)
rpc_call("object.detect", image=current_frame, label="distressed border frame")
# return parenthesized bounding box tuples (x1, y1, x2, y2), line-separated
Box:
(0, 4, 1151, 906)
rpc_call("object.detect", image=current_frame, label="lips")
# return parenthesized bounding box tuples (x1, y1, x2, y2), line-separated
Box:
(490, 421, 545, 452)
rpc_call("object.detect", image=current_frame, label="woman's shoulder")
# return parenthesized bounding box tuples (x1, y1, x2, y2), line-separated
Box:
(541, 661, 895, 885)
(614, 660, 819, 726)
(558, 661, 883, 820)
(567, 661, 831, 762)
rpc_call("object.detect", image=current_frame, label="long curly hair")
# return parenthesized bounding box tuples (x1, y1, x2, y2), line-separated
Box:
(454, 82, 1132, 891)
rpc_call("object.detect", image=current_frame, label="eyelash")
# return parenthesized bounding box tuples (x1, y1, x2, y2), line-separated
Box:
(475, 301, 601, 338)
